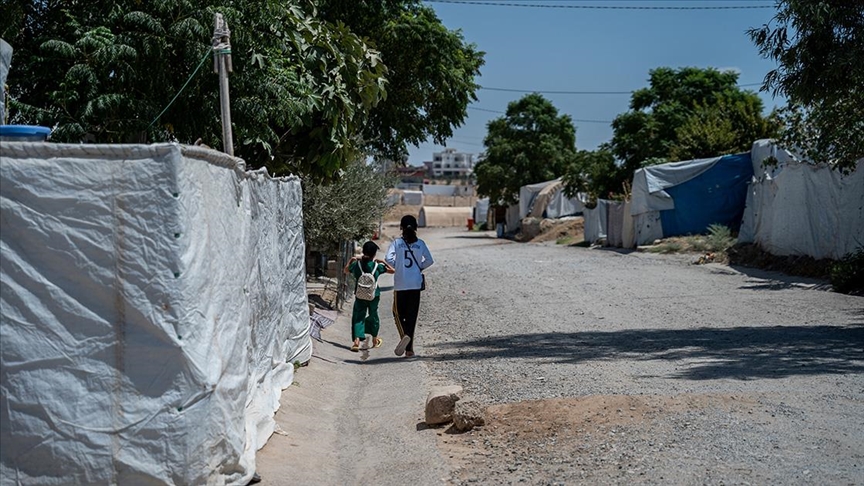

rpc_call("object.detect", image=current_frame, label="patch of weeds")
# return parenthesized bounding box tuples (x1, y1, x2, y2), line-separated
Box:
(831, 247, 864, 295)
(706, 224, 735, 252)
(556, 236, 574, 245)
(646, 241, 683, 254)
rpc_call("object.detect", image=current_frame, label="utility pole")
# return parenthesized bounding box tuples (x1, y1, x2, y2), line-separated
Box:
(212, 13, 233, 156)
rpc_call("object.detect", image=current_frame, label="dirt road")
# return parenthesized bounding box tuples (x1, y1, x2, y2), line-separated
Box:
(259, 227, 864, 485)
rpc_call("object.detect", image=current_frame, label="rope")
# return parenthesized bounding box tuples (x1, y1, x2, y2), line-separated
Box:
(147, 48, 212, 131)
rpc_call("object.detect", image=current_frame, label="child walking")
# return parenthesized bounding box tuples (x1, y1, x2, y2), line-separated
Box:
(385, 215, 434, 357)
(344, 241, 395, 352)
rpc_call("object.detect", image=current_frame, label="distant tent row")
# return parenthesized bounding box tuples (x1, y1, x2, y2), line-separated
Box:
(580, 140, 862, 260)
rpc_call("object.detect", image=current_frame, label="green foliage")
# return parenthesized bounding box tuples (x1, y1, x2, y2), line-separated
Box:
(706, 224, 735, 252)
(749, 1, 863, 170)
(3, 0, 386, 181)
(475, 94, 576, 205)
(562, 145, 621, 201)
(610, 67, 778, 189)
(302, 160, 396, 254)
(317, 1, 485, 161)
(830, 248, 864, 295)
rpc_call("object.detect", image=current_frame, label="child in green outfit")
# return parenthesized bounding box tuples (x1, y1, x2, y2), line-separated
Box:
(344, 241, 395, 352)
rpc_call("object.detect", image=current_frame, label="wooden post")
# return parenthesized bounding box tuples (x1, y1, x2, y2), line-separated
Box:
(212, 13, 234, 156)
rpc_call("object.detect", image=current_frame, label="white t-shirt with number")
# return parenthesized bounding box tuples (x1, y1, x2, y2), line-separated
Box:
(385, 238, 434, 291)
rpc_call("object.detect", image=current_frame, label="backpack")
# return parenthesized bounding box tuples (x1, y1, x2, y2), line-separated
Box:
(354, 261, 379, 301)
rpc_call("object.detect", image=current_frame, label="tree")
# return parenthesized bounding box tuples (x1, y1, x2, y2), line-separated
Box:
(2, 0, 386, 180)
(561, 145, 622, 202)
(610, 67, 778, 178)
(316, 1, 485, 161)
(748, 0, 864, 170)
(474, 94, 576, 206)
(302, 160, 396, 254)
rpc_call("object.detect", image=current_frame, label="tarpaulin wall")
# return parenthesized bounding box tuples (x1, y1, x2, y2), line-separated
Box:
(739, 140, 864, 260)
(1, 143, 311, 485)
(631, 153, 752, 245)
(583, 200, 610, 244)
(658, 153, 753, 236)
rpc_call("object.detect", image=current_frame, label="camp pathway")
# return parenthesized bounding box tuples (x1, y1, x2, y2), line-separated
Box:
(257, 227, 863, 485)
(253, 228, 496, 485)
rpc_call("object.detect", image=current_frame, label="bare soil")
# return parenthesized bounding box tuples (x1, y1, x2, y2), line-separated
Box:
(525, 218, 585, 244)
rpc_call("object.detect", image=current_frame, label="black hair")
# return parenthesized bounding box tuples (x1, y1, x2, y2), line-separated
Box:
(361, 241, 379, 261)
(400, 215, 418, 243)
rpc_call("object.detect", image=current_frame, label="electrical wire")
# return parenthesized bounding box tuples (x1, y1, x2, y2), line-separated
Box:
(147, 49, 212, 130)
(477, 82, 762, 95)
(469, 106, 614, 123)
(425, 1, 774, 9)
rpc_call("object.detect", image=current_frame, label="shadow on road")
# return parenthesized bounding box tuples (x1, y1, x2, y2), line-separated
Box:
(429, 325, 864, 380)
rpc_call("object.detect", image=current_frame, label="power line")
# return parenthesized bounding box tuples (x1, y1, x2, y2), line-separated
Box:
(477, 82, 762, 95)
(469, 106, 613, 123)
(426, 1, 774, 9)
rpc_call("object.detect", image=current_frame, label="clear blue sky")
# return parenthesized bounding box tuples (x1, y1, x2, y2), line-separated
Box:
(407, 0, 784, 166)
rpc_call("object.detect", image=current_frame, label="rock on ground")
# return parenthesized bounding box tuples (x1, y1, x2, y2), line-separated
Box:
(425, 385, 463, 425)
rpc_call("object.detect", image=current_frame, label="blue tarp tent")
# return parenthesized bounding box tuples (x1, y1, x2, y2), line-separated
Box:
(630, 153, 753, 245)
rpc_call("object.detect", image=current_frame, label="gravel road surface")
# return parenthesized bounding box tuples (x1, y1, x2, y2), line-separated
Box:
(260, 227, 863, 486)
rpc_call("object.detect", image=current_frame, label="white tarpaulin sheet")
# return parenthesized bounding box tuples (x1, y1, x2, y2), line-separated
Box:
(583, 200, 611, 244)
(474, 198, 490, 225)
(402, 190, 423, 205)
(519, 179, 558, 219)
(630, 156, 721, 216)
(0, 39, 12, 122)
(422, 184, 457, 196)
(545, 189, 584, 219)
(739, 140, 864, 260)
(1, 143, 311, 485)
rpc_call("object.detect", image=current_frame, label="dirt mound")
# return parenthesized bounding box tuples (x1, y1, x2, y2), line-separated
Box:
(524, 217, 584, 244)
(440, 394, 775, 485)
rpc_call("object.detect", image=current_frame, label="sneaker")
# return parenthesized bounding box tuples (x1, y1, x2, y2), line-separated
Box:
(394, 335, 411, 356)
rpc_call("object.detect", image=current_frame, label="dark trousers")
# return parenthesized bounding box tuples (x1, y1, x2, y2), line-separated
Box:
(392, 289, 422, 353)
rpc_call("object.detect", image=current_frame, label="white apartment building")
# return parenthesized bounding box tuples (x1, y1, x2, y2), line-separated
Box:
(429, 148, 475, 178)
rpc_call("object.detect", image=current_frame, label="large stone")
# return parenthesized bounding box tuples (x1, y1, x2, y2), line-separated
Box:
(425, 385, 463, 425)
(452, 401, 486, 432)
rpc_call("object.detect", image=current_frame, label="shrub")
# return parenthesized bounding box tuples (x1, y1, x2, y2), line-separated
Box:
(831, 248, 864, 294)
(706, 224, 735, 252)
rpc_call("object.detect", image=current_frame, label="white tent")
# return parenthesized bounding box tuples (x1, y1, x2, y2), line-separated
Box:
(545, 187, 585, 219)
(519, 179, 559, 219)
(739, 140, 864, 260)
(1, 143, 310, 485)
(418, 206, 472, 227)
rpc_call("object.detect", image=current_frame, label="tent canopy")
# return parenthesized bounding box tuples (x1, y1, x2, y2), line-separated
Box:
(418, 206, 472, 227)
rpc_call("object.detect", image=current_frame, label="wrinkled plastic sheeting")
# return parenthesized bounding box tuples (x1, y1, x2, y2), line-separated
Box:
(545, 190, 584, 220)
(519, 179, 559, 219)
(631, 156, 722, 216)
(0, 143, 311, 485)
(583, 200, 611, 244)
(739, 140, 864, 260)
(474, 198, 490, 225)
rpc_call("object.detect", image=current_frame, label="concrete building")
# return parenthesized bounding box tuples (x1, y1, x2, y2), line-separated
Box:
(428, 148, 475, 179)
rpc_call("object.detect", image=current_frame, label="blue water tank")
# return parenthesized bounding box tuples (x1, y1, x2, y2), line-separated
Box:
(0, 125, 52, 141)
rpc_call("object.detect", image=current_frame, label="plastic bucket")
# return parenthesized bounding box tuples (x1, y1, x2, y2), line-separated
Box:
(0, 125, 51, 142)
(467, 218, 474, 231)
